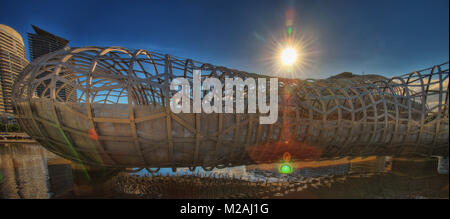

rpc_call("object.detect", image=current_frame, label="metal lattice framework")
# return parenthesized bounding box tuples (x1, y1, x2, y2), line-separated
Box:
(12, 46, 449, 169)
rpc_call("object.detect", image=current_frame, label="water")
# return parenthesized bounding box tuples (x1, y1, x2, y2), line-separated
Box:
(0, 143, 448, 199)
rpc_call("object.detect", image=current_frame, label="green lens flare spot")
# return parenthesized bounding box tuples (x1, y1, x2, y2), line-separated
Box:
(279, 163, 293, 174)
(287, 27, 293, 35)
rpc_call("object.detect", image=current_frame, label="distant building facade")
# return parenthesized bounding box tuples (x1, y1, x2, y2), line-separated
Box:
(28, 25, 75, 102)
(0, 24, 29, 114)
(28, 25, 69, 60)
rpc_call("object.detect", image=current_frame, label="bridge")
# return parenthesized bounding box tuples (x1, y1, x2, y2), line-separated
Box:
(11, 46, 449, 170)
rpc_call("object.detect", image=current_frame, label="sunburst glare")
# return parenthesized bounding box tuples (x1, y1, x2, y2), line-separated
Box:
(260, 32, 318, 79)
(281, 47, 298, 65)
(257, 7, 319, 79)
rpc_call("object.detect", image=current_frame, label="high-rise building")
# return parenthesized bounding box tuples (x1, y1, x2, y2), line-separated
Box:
(0, 24, 29, 114)
(28, 25, 75, 102)
(28, 25, 69, 60)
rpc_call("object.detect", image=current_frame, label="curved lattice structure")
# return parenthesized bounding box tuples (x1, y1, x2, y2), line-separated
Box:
(12, 46, 449, 169)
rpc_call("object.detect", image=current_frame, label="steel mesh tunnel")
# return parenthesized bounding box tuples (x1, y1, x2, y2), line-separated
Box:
(11, 46, 449, 169)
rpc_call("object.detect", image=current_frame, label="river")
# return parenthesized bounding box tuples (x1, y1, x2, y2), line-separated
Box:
(0, 143, 448, 199)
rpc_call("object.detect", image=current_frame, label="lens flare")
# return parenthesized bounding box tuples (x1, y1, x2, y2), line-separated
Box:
(256, 7, 319, 78)
(279, 163, 293, 174)
(281, 47, 298, 65)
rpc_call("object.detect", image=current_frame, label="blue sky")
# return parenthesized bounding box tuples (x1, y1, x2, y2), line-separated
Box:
(1, 0, 448, 79)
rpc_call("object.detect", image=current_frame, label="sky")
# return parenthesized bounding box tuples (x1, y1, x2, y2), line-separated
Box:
(1, 0, 448, 79)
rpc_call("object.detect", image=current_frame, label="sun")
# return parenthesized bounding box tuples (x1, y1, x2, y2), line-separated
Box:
(258, 30, 318, 78)
(280, 47, 298, 65)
